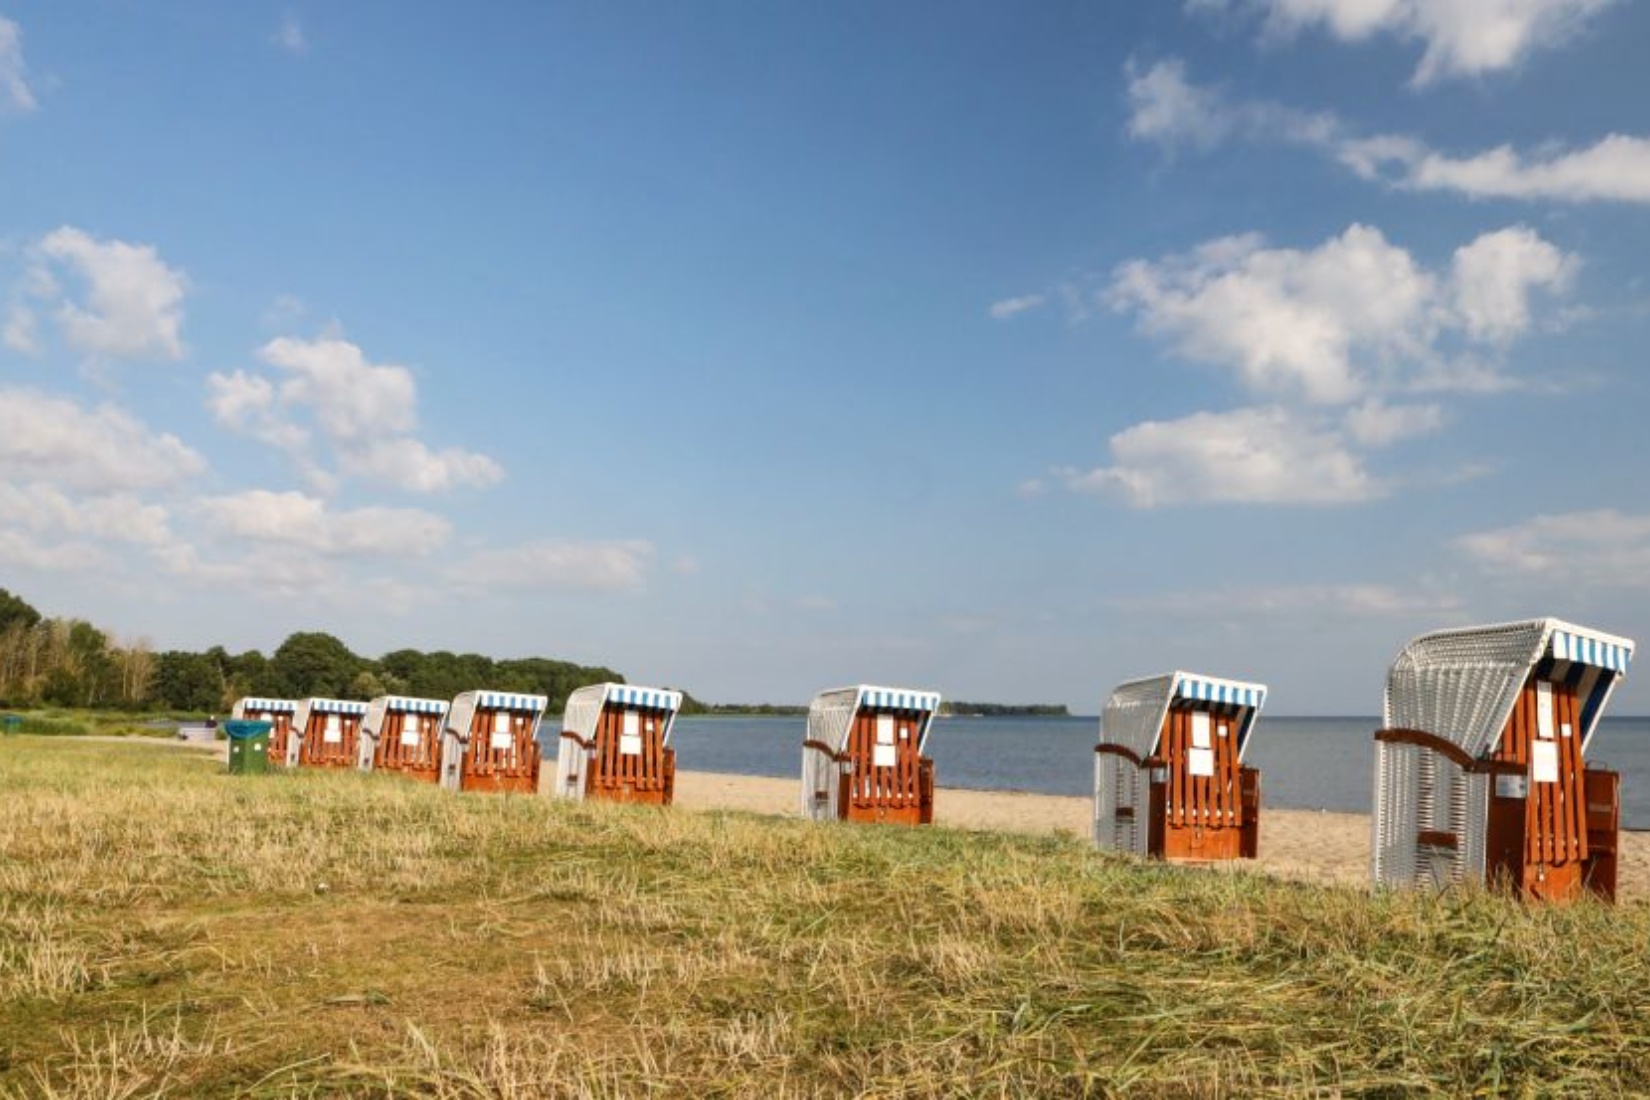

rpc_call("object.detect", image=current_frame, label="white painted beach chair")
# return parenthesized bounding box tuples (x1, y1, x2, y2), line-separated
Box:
(801, 685, 940, 825)
(1372, 618, 1634, 901)
(1093, 672, 1266, 861)
(357, 695, 448, 780)
(438, 690, 548, 794)
(553, 684, 682, 804)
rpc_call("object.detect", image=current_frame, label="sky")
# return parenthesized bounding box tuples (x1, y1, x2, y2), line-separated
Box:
(2, 0, 1649, 714)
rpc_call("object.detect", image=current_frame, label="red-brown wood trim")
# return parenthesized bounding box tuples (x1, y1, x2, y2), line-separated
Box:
(1094, 744, 1146, 768)
(1375, 728, 1477, 769)
(1375, 728, 1528, 777)
(803, 738, 846, 761)
(560, 730, 593, 750)
(1418, 830, 1459, 850)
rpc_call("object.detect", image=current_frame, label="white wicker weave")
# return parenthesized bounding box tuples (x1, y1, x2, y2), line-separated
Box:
(800, 685, 941, 822)
(287, 697, 369, 767)
(1092, 671, 1267, 855)
(552, 684, 683, 801)
(357, 695, 448, 771)
(1372, 617, 1634, 890)
(438, 690, 549, 791)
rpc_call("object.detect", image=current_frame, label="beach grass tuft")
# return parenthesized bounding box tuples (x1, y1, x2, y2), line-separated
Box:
(3, 735, 1650, 1096)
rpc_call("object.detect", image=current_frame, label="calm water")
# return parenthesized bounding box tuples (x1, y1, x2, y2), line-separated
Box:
(549, 714, 1650, 830)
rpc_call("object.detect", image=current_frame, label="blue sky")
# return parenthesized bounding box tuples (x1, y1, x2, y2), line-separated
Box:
(2, 1, 1648, 713)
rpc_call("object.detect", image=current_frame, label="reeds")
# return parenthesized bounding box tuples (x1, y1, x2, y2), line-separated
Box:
(2, 736, 1649, 1096)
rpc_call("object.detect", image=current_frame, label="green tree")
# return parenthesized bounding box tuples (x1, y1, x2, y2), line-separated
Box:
(151, 651, 226, 712)
(0, 588, 41, 635)
(269, 632, 359, 698)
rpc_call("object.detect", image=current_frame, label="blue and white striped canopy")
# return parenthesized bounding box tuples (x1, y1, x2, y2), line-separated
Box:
(309, 698, 369, 715)
(606, 685, 682, 712)
(1551, 628, 1633, 674)
(239, 697, 296, 713)
(1174, 675, 1267, 709)
(857, 686, 942, 713)
(385, 696, 447, 714)
(476, 691, 548, 712)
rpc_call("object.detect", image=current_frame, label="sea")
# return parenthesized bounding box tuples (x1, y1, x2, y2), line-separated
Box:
(547, 714, 1650, 830)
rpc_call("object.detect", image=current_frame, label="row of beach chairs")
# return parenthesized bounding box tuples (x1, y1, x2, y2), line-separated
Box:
(233, 615, 1634, 904)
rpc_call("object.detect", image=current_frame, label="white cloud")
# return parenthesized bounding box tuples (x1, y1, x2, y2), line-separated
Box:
(1107, 225, 1435, 404)
(0, 387, 206, 491)
(1349, 133, 1650, 204)
(987, 294, 1046, 320)
(1131, 56, 1650, 205)
(197, 490, 451, 558)
(1450, 227, 1578, 343)
(0, 481, 173, 547)
(1457, 509, 1650, 587)
(210, 335, 504, 493)
(343, 437, 505, 493)
(1124, 57, 1230, 148)
(1059, 406, 1382, 507)
(258, 335, 418, 438)
(0, 15, 36, 114)
(261, 293, 307, 328)
(1015, 477, 1048, 499)
(1124, 57, 1334, 150)
(1193, 0, 1620, 85)
(1121, 581, 1462, 618)
(1342, 399, 1445, 446)
(449, 540, 655, 592)
(1107, 223, 1575, 403)
(4, 302, 37, 353)
(274, 12, 308, 56)
(19, 228, 189, 361)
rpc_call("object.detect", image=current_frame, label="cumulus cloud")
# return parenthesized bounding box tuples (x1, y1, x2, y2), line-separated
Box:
(0, 480, 181, 578)
(18, 227, 190, 360)
(3, 302, 37, 353)
(1128, 57, 1650, 205)
(1449, 227, 1579, 343)
(1124, 57, 1334, 151)
(1056, 221, 1572, 507)
(1058, 406, 1382, 507)
(1342, 399, 1446, 446)
(8, 484, 174, 546)
(1190, 0, 1620, 86)
(1106, 223, 1574, 403)
(0, 387, 206, 492)
(1346, 133, 1650, 204)
(1457, 509, 1650, 587)
(208, 334, 504, 493)
(987, 294, 1046, 320)
(449, 539, 656, 592)
(197, 490, 451, 557)
(0, 15, 36, 114)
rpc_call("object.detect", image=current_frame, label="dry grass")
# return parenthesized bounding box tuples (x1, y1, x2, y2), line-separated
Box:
(2, 736, 1650, 1097)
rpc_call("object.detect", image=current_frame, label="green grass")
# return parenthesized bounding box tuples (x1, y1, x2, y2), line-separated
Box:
(2, 736, 1650, 1097)
(0, 709, 186, 739)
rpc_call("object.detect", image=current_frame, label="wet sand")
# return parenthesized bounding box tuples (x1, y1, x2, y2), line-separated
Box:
(674, 769, 1650, 897)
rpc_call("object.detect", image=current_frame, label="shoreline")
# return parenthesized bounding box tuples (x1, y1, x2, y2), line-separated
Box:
(671, 768, 1650, 896)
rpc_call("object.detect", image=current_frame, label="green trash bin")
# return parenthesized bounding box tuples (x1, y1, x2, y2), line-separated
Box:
(224, 720, 272, 775)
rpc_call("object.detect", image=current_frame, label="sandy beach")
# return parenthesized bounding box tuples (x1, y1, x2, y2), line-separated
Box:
(674, 768, 1650, 898)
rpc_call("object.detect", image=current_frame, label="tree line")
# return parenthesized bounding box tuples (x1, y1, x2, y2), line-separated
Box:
(0, 588, 624, 715)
